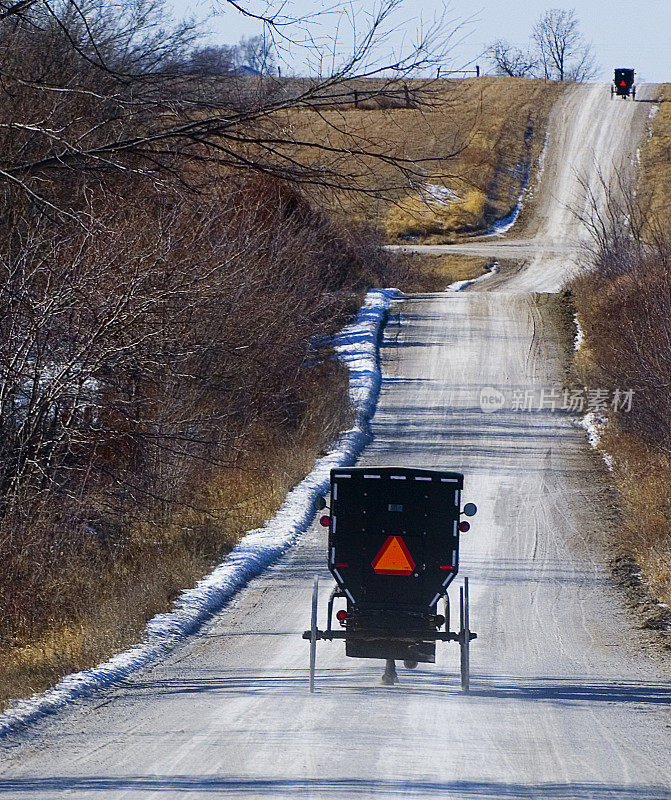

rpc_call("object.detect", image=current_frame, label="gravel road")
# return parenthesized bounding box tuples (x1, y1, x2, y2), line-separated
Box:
(389, 83, 652, 292)
(0, 84, 669, 800)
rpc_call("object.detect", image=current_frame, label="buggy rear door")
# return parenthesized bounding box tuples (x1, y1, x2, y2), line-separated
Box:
(329, 468, 462, 609)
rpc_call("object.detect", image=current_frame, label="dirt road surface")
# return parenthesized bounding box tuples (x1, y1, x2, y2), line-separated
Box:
(0, 84, 669, 799)
(389, 83, 652, 292)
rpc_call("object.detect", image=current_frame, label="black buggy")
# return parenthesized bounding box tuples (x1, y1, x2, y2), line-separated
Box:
(304, 466, 477, 691)
(612, 68, 636, 100)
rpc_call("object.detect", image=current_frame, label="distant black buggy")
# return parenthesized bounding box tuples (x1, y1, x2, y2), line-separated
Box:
(612, 68, 636, 100)
(304, 467, 477, 692)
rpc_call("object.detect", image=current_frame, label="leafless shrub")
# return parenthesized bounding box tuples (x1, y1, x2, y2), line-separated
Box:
(572, 174, 671, 606)
(573, 170, 671, 449)
(0, 170, 401, 644)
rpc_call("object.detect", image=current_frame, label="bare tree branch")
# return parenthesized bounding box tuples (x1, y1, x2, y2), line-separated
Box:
(0, 0, 463, 212)
(487, 39, 537, 77)
(0, 0, 38, 20)
(531, 8, 597, 82)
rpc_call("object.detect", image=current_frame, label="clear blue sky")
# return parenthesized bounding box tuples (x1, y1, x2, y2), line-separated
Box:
(168, 0, 670, 82)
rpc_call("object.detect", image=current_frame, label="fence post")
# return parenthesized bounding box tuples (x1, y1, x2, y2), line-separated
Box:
(354, 90, 359, 108)
(476, 65, 480, 78)
(404, 84, 410, 108)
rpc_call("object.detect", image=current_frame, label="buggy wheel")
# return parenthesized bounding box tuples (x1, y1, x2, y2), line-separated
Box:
(309, 576, 319, 693)
(459, 578, 470, 694)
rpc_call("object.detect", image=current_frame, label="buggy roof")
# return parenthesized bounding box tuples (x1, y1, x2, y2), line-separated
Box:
(330, 466, 464, 489)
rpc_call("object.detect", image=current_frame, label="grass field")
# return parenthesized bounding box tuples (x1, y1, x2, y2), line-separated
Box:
(393, 253, 497, 292)
(639, 89, 671, 229)
(284, 78, 564, 243)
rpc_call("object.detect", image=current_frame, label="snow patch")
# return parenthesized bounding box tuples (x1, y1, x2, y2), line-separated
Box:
(647, 104, 660, 140)
(573, 314, 614, 471)
(486, 132, 550, 237)
(573, 312, 585, 351)
(579, 411, 614, 472)
(421, 184, 460, 205)
(0, 287, 402, 737)
(446, 261, 500, 292)
(488, 204, 522, 236)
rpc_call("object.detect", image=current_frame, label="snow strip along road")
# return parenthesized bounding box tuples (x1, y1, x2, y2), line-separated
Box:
(0, 85, 669, 799)
(0, 289, 400, 736)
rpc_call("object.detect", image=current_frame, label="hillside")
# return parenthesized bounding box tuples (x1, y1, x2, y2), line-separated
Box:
(284, 78, 564, 243)
(5, 81, 670, 794)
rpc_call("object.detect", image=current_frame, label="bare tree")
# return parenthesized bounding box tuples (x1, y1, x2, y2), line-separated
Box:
(487, 39, 537, 77)
(531, 8, 596, 82)
(237, 34, 275, 74)
(0, 0, 461, 211)
(185, 45, 237, 75)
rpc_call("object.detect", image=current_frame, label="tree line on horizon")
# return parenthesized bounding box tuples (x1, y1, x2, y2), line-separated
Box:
(167, 34, 276, 76)
(488, 8, 597, 82)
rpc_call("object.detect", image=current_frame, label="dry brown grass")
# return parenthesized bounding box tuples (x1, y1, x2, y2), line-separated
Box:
(283, 78, 563, 242)
(639, 86, 671, 226)
(384, 189, 487, 243)
(396, 254, 492, 292)
(595, 428, 671, 606)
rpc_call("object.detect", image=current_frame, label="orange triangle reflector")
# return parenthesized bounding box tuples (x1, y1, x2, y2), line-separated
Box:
(372, 536, 415, 576)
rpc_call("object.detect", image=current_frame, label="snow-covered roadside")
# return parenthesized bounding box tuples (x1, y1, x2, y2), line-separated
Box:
(0, 287, 401, 736)
(647, 103, 660, 139)
(573, 311, 584, 352)
(573, 312, 614, 472)
(579, 411, 614, 471)
(487, 132, 550, 237)
(446, 260, 500, 292)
